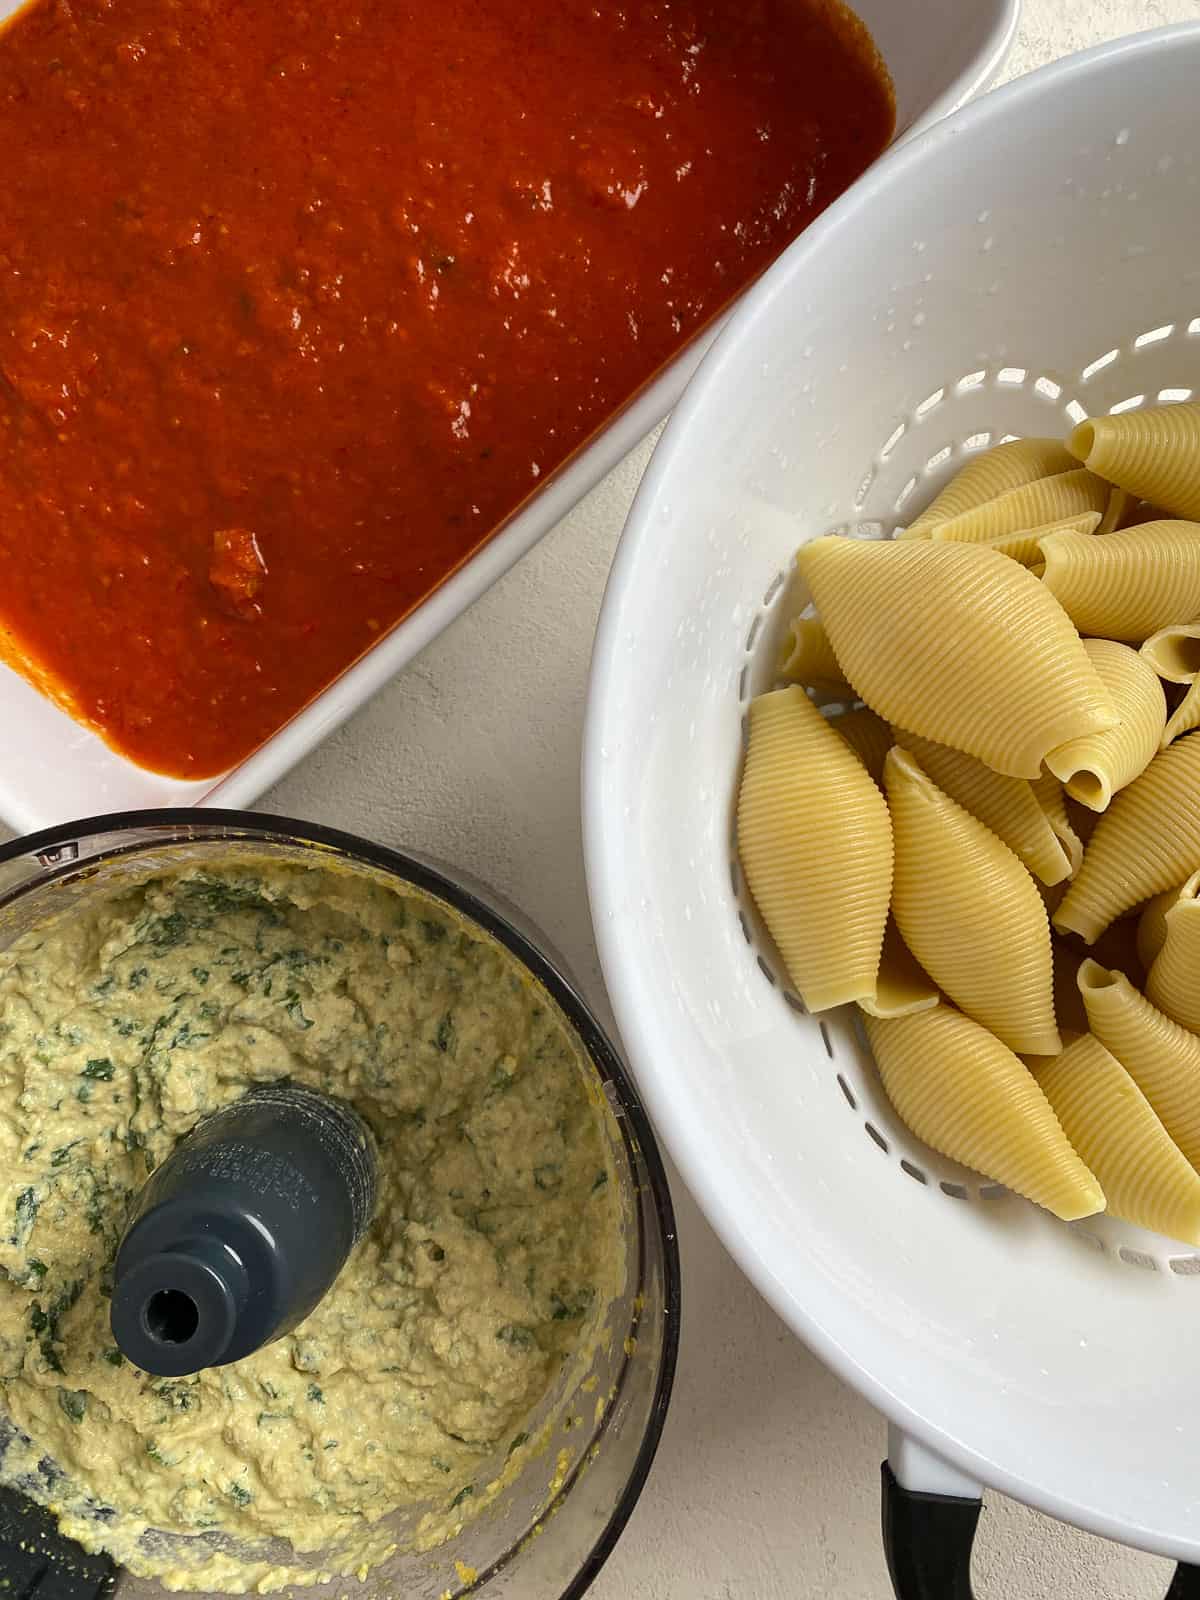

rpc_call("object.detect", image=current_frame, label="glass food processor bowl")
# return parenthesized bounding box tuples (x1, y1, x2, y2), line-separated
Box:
(0, 809, 680, 1600)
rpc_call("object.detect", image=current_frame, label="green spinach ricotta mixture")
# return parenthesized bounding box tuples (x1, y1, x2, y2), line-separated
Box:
(0, 856, 621, 1590)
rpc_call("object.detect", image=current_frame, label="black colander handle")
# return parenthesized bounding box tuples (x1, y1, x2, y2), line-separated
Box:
(882, 1462, 1200, 1598)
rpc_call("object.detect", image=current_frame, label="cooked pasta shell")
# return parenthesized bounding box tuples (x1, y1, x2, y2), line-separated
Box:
(1031, 773, 1085, 879)
(737, 687, 892, 1011)
(1146, 872, 1200, 1034)
(892, 727, 1069, 884)
(795, 536, 1117, 779)
(931, 468, 1110, 546)
(863, 1006, 1103, 1219)
(1033, 1033, 1200, 1244)
(1141, 622, 1200, 684)
(831, 706, 892, 786)
(1069, 403, 1200, 521)
(778, 615, 847, 689)
(1044, 639, 1166, 810)
(900, 438, 1077, 538)
(856, 918, 938, 1019)
(1039, 520, 1200, 641)
(885, 747, 1060, 1055)
(1137, 884, 1182, 972)
(1054, 736, 1200, 942)
(1077, 960, 1200, 1169)
(960, 511, 1101, 568)
(1163, 680, 1200, 749)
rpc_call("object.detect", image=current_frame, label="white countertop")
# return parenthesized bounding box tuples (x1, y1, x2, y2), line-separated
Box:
(6, 1, 1200, 1593)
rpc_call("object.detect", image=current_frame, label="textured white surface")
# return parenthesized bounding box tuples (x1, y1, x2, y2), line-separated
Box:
(5, 1, 1200, 1593)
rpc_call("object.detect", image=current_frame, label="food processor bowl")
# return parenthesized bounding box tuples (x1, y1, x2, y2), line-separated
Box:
(0, 810, 680, 1600)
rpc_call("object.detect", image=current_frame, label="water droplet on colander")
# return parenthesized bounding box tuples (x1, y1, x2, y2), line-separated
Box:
(981, 236, 994, 253)
(1115, 127, 1131, 146)
(911, 311, 926, 328)
(976, 209, 990, 224)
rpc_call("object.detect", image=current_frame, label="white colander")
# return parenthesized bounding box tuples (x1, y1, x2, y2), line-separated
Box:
(584, 23, 1200, 1589)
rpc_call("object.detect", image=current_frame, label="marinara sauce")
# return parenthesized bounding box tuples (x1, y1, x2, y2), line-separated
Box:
(0, 0, 892, 775)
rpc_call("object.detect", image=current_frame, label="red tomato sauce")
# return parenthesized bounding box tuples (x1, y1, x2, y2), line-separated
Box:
(0, 0, 892, 777)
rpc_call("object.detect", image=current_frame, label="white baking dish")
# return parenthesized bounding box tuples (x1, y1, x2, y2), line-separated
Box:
(0, 0, 1017, 833)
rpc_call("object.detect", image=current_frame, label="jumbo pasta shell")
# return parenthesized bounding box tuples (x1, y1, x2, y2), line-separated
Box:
(1146, 872, 1200, 1034)
(1039, 520, 1200, 641)
(1044, 638, 1166, 810)
(795, 536, 1117, 779)
(863, 1006, 1103, 1220)
(1034, 1033, 1200, 1244)
(931, 468, 1110, 545)
(885, 747, 1059, 1056)
(958, 511, 1101, 568)
(1141, 623, 1200, 684)
(1077, 960, 1200, 1169)
(900, 438, 1076, 538)
(1069, 403, 1200, 522)
(892, 727, 1069, 885)
(1055, 737, 1200, 942)
(737, 686, 892, 1011)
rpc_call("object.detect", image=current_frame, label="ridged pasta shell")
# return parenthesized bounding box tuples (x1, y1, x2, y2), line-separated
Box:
(795, 536, 1117, 779)
(960, 511, 1101, 568)
(931, 468, 1110, 545)
(900, 438, 1077, 538)
(863, 1006, 1103, 1220)
(1039, 520, 1200, 641)
(1033, 1033, 1200, 1244)
(1054, 736, 1200, 942)
(1146, 872, 1200, 1034)
(778, 616, 847, 688)
(856, 918, 938, 1019)
(1069, 403, 1200, 521)
(831, 706, 892, 786)
(1031, 773, 1085, 878)
(885, 747, 1060, 1055)
(1044, 638, 1166, 810)
(1077, 960, 1200, 1168)
(892, 727, 1069, 885)
(1141, 622, 1200, 684)
(1163, 680, 1200, 749)
(1137, 884, 1182, 972)
(737, 687, 892, 1011)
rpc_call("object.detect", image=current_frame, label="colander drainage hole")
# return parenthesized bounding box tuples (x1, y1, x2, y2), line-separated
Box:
(939, 1181, 968, 1200)
(818, 1021, 833, 1059)
(1169, 1256, 1200, 1276)
(1118, 1247, 1157, 1272)
(864, 1122, 888, 1154)
(836, 1074, 857, 1110)
(900, 1160, 927, 1185)
(755, 955, 777, 986)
